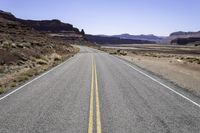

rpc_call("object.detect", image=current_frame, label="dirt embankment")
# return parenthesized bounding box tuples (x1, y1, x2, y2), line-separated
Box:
(0, 31, 80, 94)
(100, 45, 200, 96)
(0, 10, 86, 94)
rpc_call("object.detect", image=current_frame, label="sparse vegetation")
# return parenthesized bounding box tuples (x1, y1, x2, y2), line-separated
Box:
(0, 87, 5, 94)
(15, 75, 29, 82)
(50, 53, 62, 61)
(0, 66, 4, 73)
(0, 51, 80, 95)
(100, 48, 127, 56)
(24, 69, 39, 77)
(11, 83, 17, 88)
(119, 50, 127, 56)
(36, 59, 48, 65)
(109, 51, 117, 55)
(97, 44, 200, 96)
(178, 57, 200, 64)
(0, 10, 88, 95)
(38, 55, 49, 62)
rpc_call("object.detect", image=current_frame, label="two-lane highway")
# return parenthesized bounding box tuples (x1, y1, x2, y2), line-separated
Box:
(0, 46, 200, 133)
(88, 56, 102, 133)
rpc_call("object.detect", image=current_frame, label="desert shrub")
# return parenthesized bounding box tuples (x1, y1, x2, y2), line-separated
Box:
(132, 51, 138, 55)
(51, 53, 61, 61)
(15, 75, 29, 82)
(184, 57, 200, 64)
(2, 41, 12, 49)
(25, 69, 38, 77)
(54, 55, 62, 61)
(36, 59, 48, 65)
(54, 57, 61, 61)
(0, 87, 5, 94)
(39, 56, 49, 62)
(11, 83, 17, 88)
(120, 52, 127, 56)
(0, 66, 4, 73)
(119, 50, 127, 56)
(109, 51, 117, 55)
(151, 54, 158, 57)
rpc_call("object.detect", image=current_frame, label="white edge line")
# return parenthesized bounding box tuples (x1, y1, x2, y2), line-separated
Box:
(0, 56, 75, 101)
(116, 57, 200, 108)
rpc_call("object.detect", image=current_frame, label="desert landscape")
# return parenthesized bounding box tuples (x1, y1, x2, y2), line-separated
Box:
(1, 1, 200, 132)
(99, 44, 200, 96)
(0, 10, 91, 94)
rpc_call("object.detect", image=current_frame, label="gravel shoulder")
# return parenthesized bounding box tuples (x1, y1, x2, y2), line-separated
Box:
(118, 54, 200, 96)
(99, 45, 200, 96)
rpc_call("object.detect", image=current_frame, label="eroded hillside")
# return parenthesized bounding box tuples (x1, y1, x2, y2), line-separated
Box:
(0, 10, 90, 94)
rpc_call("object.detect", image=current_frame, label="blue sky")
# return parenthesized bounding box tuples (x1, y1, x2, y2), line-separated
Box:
(0, 0, 200, 36)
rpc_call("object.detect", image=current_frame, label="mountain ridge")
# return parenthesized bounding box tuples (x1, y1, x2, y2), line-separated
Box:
(0, 10, 83, 35)
(95, 31, 200, 45)
(111, 33, 164, 42)
(86, 34, 156, 45)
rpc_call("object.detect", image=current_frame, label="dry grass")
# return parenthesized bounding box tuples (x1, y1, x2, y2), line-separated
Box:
(24, 69, 39, 77)
(11, 83, 17, 88)
(0, 12, 85, 95)
(0, 66, 4, 73)
(182, 57, 200, 64)
(0, 50, 79, 95)
(36, 59, 48, 65)
(100, 48, 127, 56)
(50, 53, 62, 61)
(14, 75, 29, 83)
(109, 51, 117, 55)
(0, 87, 5, 94)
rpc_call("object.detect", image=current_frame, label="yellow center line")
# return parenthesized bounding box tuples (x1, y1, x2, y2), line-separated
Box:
(88, 56, 102, 133)
(94, 58, 102, 133)
(88, 56, 94, 133)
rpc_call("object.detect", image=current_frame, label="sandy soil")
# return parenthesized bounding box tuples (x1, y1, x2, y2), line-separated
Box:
(119, 54, 200, 95)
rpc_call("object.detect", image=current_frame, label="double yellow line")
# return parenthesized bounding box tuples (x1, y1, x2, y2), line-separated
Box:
(88, 56, 102, 133)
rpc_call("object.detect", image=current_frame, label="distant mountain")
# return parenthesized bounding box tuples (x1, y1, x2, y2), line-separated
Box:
(170, 31, 200, 37)
(89, 31, 200, 45)
(160, 31, 200, 45)
(111, 34, 164, 42)
(86, 34, 156, 45)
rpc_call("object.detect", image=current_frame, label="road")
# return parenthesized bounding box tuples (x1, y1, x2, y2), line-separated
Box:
(0, 46, 200, 133)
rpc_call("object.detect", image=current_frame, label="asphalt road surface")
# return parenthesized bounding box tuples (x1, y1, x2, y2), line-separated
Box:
(0, 46, 200, 133)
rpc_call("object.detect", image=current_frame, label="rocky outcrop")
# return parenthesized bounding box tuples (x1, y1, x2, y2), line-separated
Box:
(166, 31, 200, 45)
(0, 10, 90, 65)
(19, 19, 80, 33)
(160, 31, 200, 44)
(0, 10, 83, 35)
(171, 37, 200, 45)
